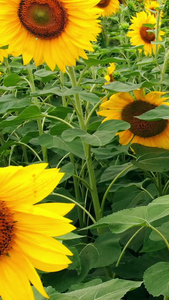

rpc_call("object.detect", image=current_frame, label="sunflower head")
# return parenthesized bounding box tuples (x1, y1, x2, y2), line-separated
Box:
(0, 0, 102, 71)
(0, 163, 75, 300)
(96, 0, 119, 16)
(145, 1, 163, 17)
(97, 89, 169, 149)
(126, 11, 163, 56)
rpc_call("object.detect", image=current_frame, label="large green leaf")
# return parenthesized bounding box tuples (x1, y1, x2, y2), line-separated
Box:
(63, 278, 142, 300)
(144, 262, 169, 297)
(103, 81, 150, 92)
(93, 232, 121, 268)
(38, 134, 85, 159)
(132, 144, 169, 172)
(33, 280, 141, 300)
(137, 104, 169, 120)
(88, 195, 169, 233)
(99, 163, 135, 183)
(0, 106, 43, 129)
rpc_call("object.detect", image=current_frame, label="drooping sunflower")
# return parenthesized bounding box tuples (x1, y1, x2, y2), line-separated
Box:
(0, 163, 75, 300)
(126, 11, 164, 56)
(98, 89, 169, 149)
(96, 0, 119, 16)
(104, 63, 116, 83)
(0, 0, 102, 72)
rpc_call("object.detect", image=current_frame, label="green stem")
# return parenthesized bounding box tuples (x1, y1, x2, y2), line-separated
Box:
(164, 296, 169, 300)
(27, 68, 48, 162)
(17, 142, 42, 161)
(67, 66, 101, 221)
(113, 226, 145, 278)
(41, 113, 74, 128)
(140, 186, 154, 200)
(101, 164, 133, 217)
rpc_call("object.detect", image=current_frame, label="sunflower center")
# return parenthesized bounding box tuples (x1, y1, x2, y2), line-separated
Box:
(121, 100, 168, 138)
(18, 0, 68, 39)
(0, 201, 15, 256)
(97, 0, 111, 8)
(140, 26, 155, 43)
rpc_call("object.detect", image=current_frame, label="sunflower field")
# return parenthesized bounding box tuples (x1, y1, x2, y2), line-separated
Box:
(1, 0, 169, 299)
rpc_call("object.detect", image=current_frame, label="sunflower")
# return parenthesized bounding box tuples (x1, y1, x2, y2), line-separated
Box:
(145, 1, 162, 17)
(104, 63, 116, 83)
(0, 163, 75, 300)
(126, 11, 163, 56)
(96, 0, 119, 16)
(97, 89, 169, 149)
(0, 0, 102, 72)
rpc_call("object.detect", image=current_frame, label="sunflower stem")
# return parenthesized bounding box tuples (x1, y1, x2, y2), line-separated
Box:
(27, 67, 48, 162)
(67, 66, 101, 222)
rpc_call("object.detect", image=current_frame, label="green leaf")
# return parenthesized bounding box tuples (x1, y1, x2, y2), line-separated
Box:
(97, 119, 130, 131)
(82, 130, 115, 146)
(0, 95, 31, 113)
(3, 73, 24, 87)
(132, 144, 169, 172)
(66, 278, 142, 300)
(136, 104, 169, 120)
(31, 86, 82, 96)
(103, 81, 150, 92)
(84, 57, 125, 67)
(144, 262, 169, 297)
(88, 195, 169, 233)
(0, 106, 42, 129)
(99, 163, 135, 183)
(38, 134, 85, 159)
(93, 232, 121, 268)
(79, 91, 101, 104)
(60, 162, 74, 183)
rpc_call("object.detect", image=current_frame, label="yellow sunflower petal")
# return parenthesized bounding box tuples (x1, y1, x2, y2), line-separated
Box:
(0, 256, 35, 300)
(8, 250, 49, 298)
(0, 164, 64, 206)
(118, 130, 133, 145)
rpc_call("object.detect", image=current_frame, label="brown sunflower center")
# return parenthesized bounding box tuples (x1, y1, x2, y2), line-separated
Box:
(97, 0, 111, 8)
(109, 74, 114, 82)
(140, 26, 155, 43)
(18, 0, 68, 39)
(0, 201, 15, 256)
(121, 100, 168, 138)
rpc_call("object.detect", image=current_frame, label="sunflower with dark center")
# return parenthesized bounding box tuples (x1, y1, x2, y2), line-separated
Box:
(0, 163, 75, 300)
(97, 89, 169, 149)
(126, 11, 164, 56)
(0, 0, 102, 71)
(96, 0, 119, 16)
(145, 0, 163, 17)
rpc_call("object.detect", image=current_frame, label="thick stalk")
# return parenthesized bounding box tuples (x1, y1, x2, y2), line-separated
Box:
(67, 66, 101, 221)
